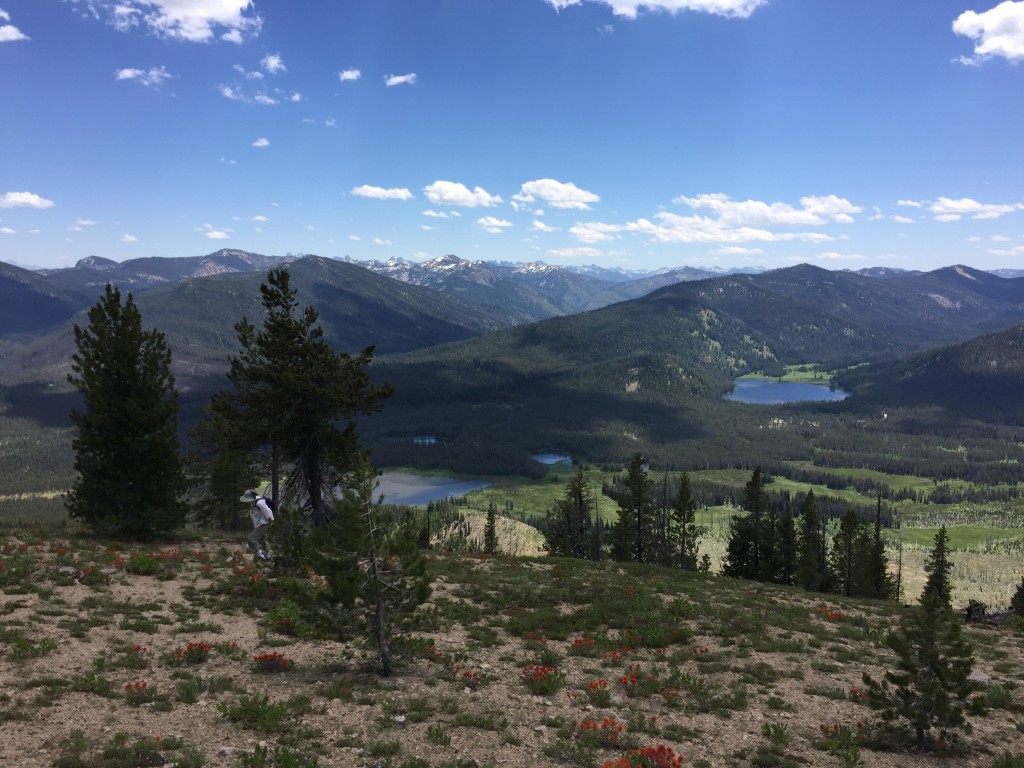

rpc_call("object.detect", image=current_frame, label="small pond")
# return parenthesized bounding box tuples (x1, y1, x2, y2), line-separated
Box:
(726, 378, 849, 404)
(376, 472, 490, 506)
(533, 452, 572, 465)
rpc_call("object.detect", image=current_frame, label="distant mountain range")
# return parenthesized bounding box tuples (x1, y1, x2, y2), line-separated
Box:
(0, 249, 745, 340)
(2, 251, 1023, 448)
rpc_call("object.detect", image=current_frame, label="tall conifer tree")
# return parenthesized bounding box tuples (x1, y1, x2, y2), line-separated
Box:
(66, 284, 185, 538)
(610, 454, 655, 563)
(205, 268, 393, 528)
(796, 491, 826, 592)
(670, 472, 701, 570)
(922, 525, 954, 608)
(545, 466, 597, 559)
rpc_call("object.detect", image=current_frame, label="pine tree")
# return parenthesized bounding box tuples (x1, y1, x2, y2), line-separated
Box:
(722, 468, 767, 581)
(670, 472, 700, 570)
(545, 466, 597, 559)
(66, 284, 185, 539)
(775, 506, 797, 586)
(483, 501, 499, 555)
(610, 454, 655, 563)
(829, 510, 860, 597)
(863, 590, 974, 747)
(743, 467, 767, 576)
(922, 525, 954, 609)
(306, 458, 430, 676)
(865, 493, 898, 600)
(204, 268, 393, 528)
(796, 491, 826, 592)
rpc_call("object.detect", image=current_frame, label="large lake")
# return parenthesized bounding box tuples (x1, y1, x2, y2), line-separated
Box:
(727, 378, 849, 404)
(376, 472, 490, 506)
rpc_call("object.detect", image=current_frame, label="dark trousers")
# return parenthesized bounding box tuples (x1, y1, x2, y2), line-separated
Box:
(247, 523, 270, 554)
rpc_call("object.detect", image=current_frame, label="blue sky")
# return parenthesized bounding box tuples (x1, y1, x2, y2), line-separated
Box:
(1, 0, 1023, 272)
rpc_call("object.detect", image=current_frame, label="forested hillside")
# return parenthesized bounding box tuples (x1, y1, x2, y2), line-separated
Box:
(365, 265, 1024, 474)
(838, 321, 1024, 423)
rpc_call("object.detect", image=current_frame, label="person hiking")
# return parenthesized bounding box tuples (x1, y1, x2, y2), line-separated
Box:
(240, 488, 275, 561)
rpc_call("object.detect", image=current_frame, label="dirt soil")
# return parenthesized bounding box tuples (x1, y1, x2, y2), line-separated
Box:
(1, 539, 1023, 768)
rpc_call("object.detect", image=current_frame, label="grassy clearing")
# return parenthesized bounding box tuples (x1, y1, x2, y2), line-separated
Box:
(2, 535, 1023, 767)
(739, 363, 839, 384)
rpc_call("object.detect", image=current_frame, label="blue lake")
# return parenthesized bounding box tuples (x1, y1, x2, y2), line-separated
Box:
(726, 378, 849, 404)
(377, 472, 490, 506)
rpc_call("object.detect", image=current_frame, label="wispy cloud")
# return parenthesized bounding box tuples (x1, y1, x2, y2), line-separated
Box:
(121, 233, 138, 242)
(196, 223, 230, 239)
(339, 68, 361, 82)
(424, 181, 501, 207)
(531, 220, 558, 232)
(79, 0, 261, 44)
(233, 63, 263, 80)
(548, 246, 603, 258)
(251, 137, 270, 148)
(545, 0, 767, 20)
(115, 65, 172, 87)
(0, 191, 55, 209)
(953, 1, 1024, 65)
(514, 178, 600, 210)
(709, 246, 764, 255)
(0, 8, 29, 42)
(385, 73, 417, 86)
(478, 216, 513, 233)
(373, 237, 392, 245)
(352, 185, 414, 200)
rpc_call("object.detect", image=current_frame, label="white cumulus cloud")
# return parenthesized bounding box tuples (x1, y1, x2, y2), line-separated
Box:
(121, 233, 138, 242)
(0, 226, 15, 234)
(0, 191, 55, 208)
(674, 192, 859, 227)
(570, 222, 622, 243)
(84, 0, 261, 43)
(953, 1, 1024, 65)
(385, 73, 417, 86)
(252, 137, 270, 147)
(478, 216, 513, 233)
(261, 53, 285, 73)
(892, 215, 915, 224)
(373, 237, 392, 245)
(930, 196, 1024, 220)
(0, 7, 29, 41)
(352, 185, 414, 201)
(531, 220, 558, 232)
(514, 178, 600, 210)
(424, 180, 502, 207)
(545, 0, 767, 19)
(339, 68, 361, 81)
(897, 199, 923, 208)
(115, 65, 172, 87)
(800, 194, 862, 224)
